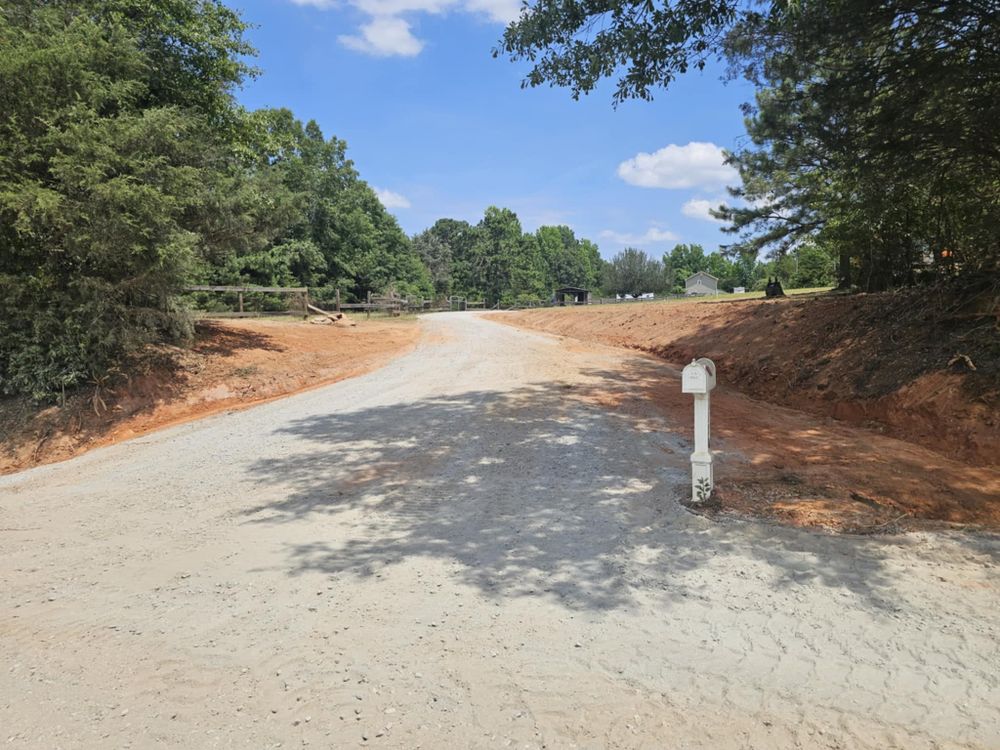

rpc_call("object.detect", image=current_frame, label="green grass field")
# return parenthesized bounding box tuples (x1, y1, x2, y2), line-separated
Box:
(585, 286, 835, 309)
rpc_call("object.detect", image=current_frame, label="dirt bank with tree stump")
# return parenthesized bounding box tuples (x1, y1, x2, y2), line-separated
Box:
(499, 286, 999, 466)
(0, 317, 418, 475)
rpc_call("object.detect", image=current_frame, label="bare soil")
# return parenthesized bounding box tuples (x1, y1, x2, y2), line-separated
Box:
(0, 317, 418, 475)
(496, 289, 1000, 533)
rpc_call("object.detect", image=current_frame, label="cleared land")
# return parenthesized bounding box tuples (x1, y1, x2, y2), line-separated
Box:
(0, 317, 418, 475)
(498, 291, 999, 532)
(1, 313, 998, 749)
(501, 290, 998, 465)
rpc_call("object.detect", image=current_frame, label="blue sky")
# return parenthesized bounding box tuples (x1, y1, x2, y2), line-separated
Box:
(233, 0, 757, 259)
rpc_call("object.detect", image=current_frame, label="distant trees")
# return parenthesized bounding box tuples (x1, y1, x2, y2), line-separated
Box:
(778, 244, 837, 289)
(412, 229, 453, 298)
(407, 227, 832, 305)
(411, 209, 604, 306)
(216, 109, 431, 303)
(661, 242, 835, 293)
(472, 207, 541, 305)
(663, 244, 733, 293)
(602, 248, 665, 297)
(536, 226, 602, 291)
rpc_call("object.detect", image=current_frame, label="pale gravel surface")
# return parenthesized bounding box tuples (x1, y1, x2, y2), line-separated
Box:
(1, 312, 998, 749)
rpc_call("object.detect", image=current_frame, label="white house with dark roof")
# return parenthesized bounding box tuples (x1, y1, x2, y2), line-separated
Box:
(685, 271, 719, 295)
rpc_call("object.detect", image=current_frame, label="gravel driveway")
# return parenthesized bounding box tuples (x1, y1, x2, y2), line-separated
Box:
(2, 313, 998, 749)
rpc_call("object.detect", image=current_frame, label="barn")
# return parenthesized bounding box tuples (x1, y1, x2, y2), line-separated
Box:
(553, 286, 591, 305)
(685, 271, 719, 296)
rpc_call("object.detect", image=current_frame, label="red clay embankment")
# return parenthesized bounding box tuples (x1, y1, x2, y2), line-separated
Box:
(500, 290, 999, 467)
(0, 317, 419, 475)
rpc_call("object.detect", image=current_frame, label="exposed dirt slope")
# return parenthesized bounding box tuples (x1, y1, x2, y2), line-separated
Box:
(501, 289, 999, 467)
(579, 356, 1000, 532)
(0, 317, 418, 475)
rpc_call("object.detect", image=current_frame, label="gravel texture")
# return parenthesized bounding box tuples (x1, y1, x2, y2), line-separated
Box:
(1, 313, 998, 749)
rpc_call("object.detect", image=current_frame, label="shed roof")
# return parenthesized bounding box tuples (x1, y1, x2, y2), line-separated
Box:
(554, 286, 590, 293)
(685, 271, 719, 283)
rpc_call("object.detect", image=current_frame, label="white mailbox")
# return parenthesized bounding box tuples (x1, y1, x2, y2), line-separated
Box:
(681, 358, 716, 502)
(682, 358, 716, 394)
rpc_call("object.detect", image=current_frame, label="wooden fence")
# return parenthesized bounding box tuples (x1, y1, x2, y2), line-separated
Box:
(184, 284, 707, 318)
(184, 286, 439, 319)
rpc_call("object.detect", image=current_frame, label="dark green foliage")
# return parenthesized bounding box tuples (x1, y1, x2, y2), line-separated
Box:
(497, 0, 746, 105)
(411, 212, 604, 305)
(720, 1, 1000, 290)
(217, 109, 432, 303)
(418, 219, 479, 299)
(603, 248, 665, 298)
(499, 0, 1000, 292)
(783, 244, 837, 289)
(1, 2, 433, 399)
(536, 226, 602, 292)
(0, 0, 252, 398)
(412, 229, 453, 297)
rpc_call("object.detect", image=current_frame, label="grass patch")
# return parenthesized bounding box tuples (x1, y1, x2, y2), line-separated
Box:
(585, 286, 835, 310)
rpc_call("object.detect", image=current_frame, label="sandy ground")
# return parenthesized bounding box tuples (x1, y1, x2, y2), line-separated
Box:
(1, 313, 998, 749)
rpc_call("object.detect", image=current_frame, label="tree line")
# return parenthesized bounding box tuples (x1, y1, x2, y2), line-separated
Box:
(601, 242, 836, 298)
(412, 209, 601, 305)
(500, 0, 999, 292)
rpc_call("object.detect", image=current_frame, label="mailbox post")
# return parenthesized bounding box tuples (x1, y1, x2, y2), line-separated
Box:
(681, 358, 717, 502)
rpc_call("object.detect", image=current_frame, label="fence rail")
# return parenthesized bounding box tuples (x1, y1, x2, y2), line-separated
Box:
(185, 284, 737, 319)
(184, 285, 307, 293)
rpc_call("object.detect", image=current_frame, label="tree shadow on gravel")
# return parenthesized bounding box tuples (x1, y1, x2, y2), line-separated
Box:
(241, 361, 970, 612)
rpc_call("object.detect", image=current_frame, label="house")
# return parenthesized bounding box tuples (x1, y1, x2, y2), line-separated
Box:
(685, 271, 719, 295)
(553, 286, 591, 305)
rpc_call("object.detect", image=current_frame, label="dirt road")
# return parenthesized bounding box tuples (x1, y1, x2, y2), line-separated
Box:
(2, 313, 998, 749)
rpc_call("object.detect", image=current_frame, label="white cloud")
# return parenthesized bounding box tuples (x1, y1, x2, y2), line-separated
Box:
(289, 0, 523, 57)
(681, 197, 727, 224)
(352, 0, 452, 15)
(599, 226, 679, 247)
(462, 0, 523, 23)
(339, 17, 424, 57)
(375, 187, 412, 209)
(617, 142, 737, 190)
(345, 0, 522, 19)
